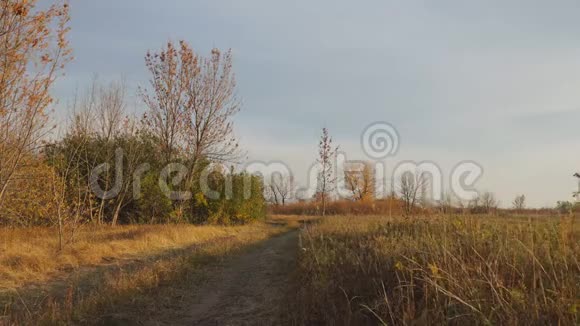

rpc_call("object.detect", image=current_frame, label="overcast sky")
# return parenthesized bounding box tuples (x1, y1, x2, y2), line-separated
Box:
(53, 0, 580, 207)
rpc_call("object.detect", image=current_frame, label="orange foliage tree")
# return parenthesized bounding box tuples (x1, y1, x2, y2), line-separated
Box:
(140, 41, 240, 167)
(0, 0, 72, 207)
(140, 41, 241, 219)
(344, 161, 375, 202)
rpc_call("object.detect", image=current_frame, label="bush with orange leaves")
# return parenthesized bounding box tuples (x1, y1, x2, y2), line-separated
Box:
(0, 156, 67, 226)
(0, 0, 72, 210)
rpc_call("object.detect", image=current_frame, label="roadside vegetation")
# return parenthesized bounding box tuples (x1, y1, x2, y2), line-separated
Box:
(290, 215, 579, 325)
(1, 1, 266, 230)
(1, 222, 290, 324)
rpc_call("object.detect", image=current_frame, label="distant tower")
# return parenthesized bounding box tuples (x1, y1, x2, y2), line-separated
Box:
(574, 173, 580, 202)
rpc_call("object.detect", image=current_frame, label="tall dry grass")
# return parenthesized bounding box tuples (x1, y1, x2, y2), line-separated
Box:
(0, 224, 267, 288)
(272, 199, 562, 217)
(0, 222, 289, 324)
(272, 198, 406, 216)
(291, 215, 579, 325)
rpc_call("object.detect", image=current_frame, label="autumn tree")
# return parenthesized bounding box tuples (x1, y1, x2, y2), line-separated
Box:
(316, 128, 338, 216)
(140, 42, 184, 162)
(0, 0, 72, 208)
(140, 41, 240, 166)
(0, 156, 63, 226)
(140, 41, 241, 219)
(344, 161, 375, 201)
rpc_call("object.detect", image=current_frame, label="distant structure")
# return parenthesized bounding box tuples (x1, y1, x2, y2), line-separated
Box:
(574, 173, 580, 202)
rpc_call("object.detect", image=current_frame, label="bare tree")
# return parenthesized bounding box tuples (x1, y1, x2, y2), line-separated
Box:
(398, 170, 428, 216)
(67, 79, 130, 225)
(419, 178, 432, 209)
(316, 128, 338, 216)
(69, 78, 97, 137)
(270, 173, 293, 206)
(49, 140, 86, 250)
(437, 191, 454, 214)
(574, 173, 580, 200)
(344, 162, 375, 201)
(0, 0, 72, 207)
(265, 184, 280, 205)
(512, 194, 526, 212)
(481, 191, 498, 214)
(96, 79, 126, 140)
(457, 198, 469, 215)
(110, 119, 149, 226)
(70, 77, 127, 139)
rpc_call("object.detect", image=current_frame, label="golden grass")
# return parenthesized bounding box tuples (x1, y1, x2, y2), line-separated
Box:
(0, 222, 290, 324)
(0, 223, 270, 289)
(291, 215, 580, 325)
(267, 214, 321, 228)
(271, 198, 405, 216)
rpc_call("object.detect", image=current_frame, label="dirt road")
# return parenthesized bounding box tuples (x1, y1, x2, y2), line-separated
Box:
(144, 230, 299, 326)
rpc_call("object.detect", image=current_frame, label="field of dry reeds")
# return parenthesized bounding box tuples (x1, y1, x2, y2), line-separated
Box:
(290, 215, 579, 325)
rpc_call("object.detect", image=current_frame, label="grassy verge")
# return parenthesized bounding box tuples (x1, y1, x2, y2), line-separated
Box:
(0, 222, 290, 324)
(291, 215, 579, 325)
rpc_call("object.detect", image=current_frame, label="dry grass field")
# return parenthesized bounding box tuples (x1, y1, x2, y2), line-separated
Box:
(290, 215, 579, 325)
(3, 1, 580, 325)
(0, 222, 291, 324)
(2, 215, 578, 325)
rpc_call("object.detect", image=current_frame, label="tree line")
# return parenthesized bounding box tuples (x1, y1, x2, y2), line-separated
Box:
(269, 128, 577, 217)
(0, 1, 265, 228)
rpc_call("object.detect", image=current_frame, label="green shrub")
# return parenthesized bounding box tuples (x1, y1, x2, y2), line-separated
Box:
(193, 170, 266, 225)
(133, 172, 174, 224)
